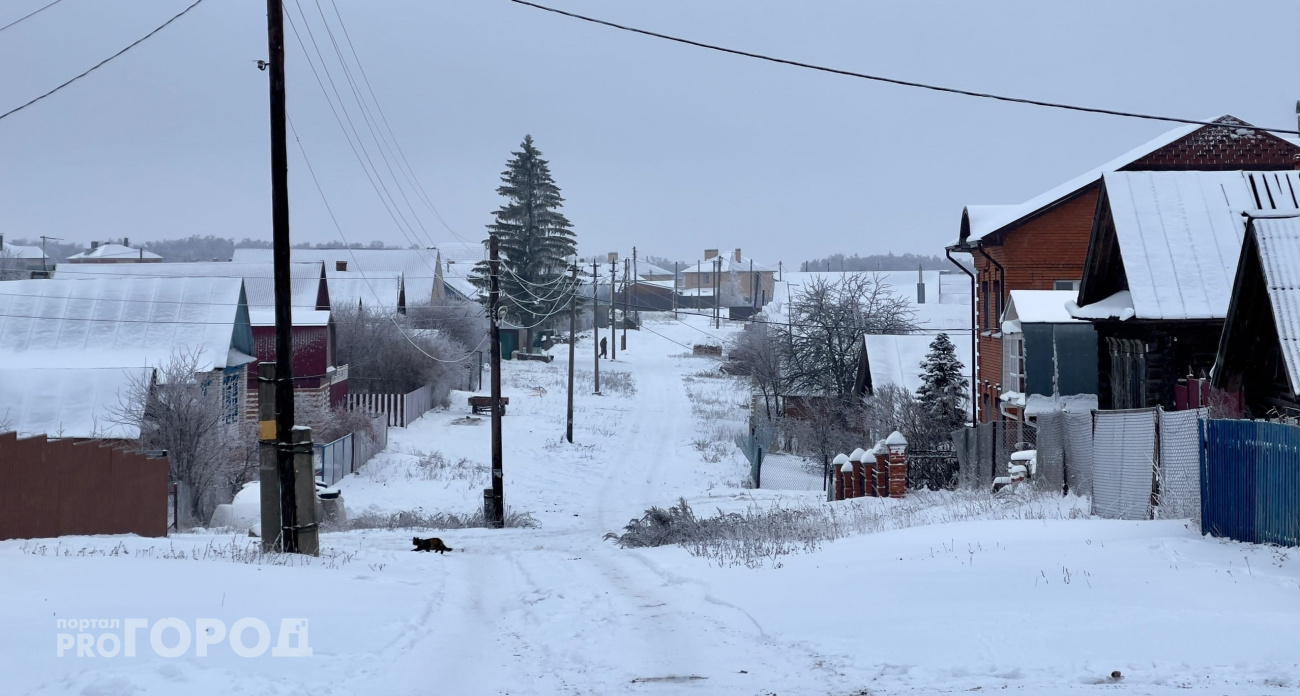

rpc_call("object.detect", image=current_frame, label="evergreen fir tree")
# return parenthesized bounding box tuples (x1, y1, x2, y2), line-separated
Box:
(470, 135, 579, 341)
(916, 332, 968, 437)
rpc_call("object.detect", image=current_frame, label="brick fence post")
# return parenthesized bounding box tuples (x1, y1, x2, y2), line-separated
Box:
(848, 448, 867, 498)
(885, 430, 908, 498)
(871, 441, 888, 498)
(832, 453, 849, 500)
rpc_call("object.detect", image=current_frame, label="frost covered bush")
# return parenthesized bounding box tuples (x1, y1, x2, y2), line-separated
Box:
(600, 369, 638, 396)
(347, 508, 537, 530)
(404, 449, 486, 484)
(607, 491, 1090, 568)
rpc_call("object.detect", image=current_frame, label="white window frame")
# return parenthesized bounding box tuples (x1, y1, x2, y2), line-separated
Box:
(1003, 332, 1025, 395)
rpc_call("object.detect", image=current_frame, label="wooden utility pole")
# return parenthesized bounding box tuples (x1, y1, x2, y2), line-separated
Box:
(39, 236, 60, 273)
(592, 261, 600, 394)
(715, 257, 722, 329)
(621, 258, 629, 351)
(566, 264, 577, 442)
(672, 261, 678, 319)
(265, 0, 303, 553)
(487, 235, 504, 527)
(609, 259, 617, 360)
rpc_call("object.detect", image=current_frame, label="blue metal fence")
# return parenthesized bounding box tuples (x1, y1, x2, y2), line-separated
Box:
(1200, 419, 1300, 546)
(315, 434, 354, 487)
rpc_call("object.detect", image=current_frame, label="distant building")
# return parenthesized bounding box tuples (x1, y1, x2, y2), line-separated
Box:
(680, 248, 777, 308)
(997, 290, 1097, 421)
(65, 239, 162, 264)
(0, 234, 50, 275)
(232, 246, 475, 306)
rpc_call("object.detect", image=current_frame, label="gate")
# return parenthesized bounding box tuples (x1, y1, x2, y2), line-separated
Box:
(906, 442, 959, 490)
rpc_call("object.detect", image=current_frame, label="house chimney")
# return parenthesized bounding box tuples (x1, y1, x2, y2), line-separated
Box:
(123, 237, 129, 248)
(1295, 100, 1299, 133)
(336, 260, 348, 272)
(734, 248, 742, 263)
(91, 241, 99, 250)
(704, 249, 718, 260)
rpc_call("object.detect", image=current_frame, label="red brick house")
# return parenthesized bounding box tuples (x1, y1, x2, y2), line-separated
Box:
(947, 115, 1300, 423)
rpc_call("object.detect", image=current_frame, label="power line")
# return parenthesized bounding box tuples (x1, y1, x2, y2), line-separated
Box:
(505, 0, 1300, 138)
(0, 0, 205, 123)
(0, 0, 65, 34)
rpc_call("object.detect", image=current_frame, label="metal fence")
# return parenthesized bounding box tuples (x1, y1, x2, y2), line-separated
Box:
(906, 444, 959, 490)
(1092, 408, 1158, 520)
(1064, 410, 1095, 498)
(348, 385, 433, 427)
(1157, 408, 1206, 522)
(351, 413, 388, 477)
(1034, 409, 1066, 494)
(1200, 419, 1300, 546)
(315, 433, 354, 487)
(0, 432, 169, 540)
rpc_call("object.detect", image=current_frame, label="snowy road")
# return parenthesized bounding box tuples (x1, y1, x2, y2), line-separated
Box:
(5, 315, 1300, 695)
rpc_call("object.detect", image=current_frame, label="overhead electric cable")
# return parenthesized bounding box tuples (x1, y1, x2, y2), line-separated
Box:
(0, 0, 205, 122)
(505, 0, 1300, 137)
(0, 0, 65, 34)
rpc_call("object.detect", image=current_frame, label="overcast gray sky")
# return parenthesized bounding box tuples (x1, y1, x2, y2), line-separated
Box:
(1, 0, 1297, 265)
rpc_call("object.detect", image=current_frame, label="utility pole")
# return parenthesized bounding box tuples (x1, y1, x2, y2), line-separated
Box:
(621, 257, 629, 351)
(715, 257, 722, 329)
(672, 261, 678, 319)
(39, 236, 60, 273)
(591, 261, 601, 394)
(609, 259, 617, 360)
(488, 235, 504, 527)
(266, 0, 303, 554)
(566, 264, 577, 443)
(632, 246, 638, 326)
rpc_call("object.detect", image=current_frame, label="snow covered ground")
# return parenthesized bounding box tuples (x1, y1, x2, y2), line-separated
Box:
(4, 314, 1300, 695)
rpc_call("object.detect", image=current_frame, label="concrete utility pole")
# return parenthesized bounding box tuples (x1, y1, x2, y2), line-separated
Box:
(592, 261, 600, 394)
(566, 264, 577, 443)
(673, 261, 678, 319)
(487, 235, 504, 527)
(609, 259, 617, 360)
(715, 257, 722, 329)
(265, 0, 307, 554)
(621, 257, 629, 352)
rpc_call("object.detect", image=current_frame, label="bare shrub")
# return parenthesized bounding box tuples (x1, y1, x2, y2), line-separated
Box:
(334, 306, 473, 406)
(346, 508, 538, 530)
(404, 450, 486, 484)
(600, 369, 637, 396)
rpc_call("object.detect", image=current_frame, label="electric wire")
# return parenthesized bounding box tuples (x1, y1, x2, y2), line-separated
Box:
(0, 0, 205, 123)
(0, 0, 65, 34)
(505, 0, 1300, 137)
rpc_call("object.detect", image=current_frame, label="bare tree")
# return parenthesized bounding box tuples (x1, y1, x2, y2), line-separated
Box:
(728, 322, 783, 421)
(334, 306, 474, 404)
(111, 350, 242, 525)
(0, 246, 27, 280)
(406, 297, 488, 355)
(780, 273, 917, 400)
(779, 397, 866, 486)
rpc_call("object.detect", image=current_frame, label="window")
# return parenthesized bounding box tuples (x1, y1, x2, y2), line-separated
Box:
(222, 369, 241, 425)
(1003, 333, 1025, 394)
(980, 281, 990, 330)
(1054, 279, 1080, 291)
(992, 280, 1002, 332)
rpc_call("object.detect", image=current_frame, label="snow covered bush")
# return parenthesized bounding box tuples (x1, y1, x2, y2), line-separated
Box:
(599, 369, 637, 396)
(347, 508, 537, 530)
(334, 305, 471, 407)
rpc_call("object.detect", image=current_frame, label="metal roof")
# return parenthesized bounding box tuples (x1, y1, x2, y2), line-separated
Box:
(66, 243, 163, 261)
(0, 367, 149, 439)
(53, 261, 325, 311)
(1244, 215, 1300, 395)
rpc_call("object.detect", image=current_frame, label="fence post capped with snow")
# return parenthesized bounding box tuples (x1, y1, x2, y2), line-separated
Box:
(885, 431, 908, 498)
(870, 440, 888, 497)
(848, 448, 868, 499)
(832, 453, 850, 500)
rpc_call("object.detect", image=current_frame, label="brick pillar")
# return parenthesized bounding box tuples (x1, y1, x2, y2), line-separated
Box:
(874, 452, 888, 497)
(842, 461, 856, 499)
(885, 431, 908, 498)
(832, 464, 844, 501)
(848, 448, 867, 499)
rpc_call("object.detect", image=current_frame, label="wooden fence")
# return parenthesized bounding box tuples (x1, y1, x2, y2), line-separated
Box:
(347, 385, 433, 427)
(0, 432, 168, 540)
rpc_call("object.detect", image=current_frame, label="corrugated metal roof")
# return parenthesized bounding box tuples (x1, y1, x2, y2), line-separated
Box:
(0, 276, 249, 370)
(0, 366, 148, 439)
(53, 261, 324, 310)
(326, 271, 405, 310)
(1249, 215, 1300, 395)
(863, 333, 973, 395)
(1096, 170, 1300, 320)
(233, 248, 445, 305)
(66, 244, 162, 260)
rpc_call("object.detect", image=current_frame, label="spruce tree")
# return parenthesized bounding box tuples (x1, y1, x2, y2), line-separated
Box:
(471, 135, 578, 343)
(916, 332, 968, 439)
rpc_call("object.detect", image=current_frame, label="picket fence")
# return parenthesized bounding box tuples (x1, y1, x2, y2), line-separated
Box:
(347, 386, 433, 427)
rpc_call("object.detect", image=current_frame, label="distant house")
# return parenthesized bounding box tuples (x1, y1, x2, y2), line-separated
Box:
(948, 115, 1300, 422)
(54, 261, 344, 411)
(852, 334, 974, 405)
(327, 270, 406, 313)
(0, 234, 49, 276)
(65, 240, 163, 264)
(0, 276, 255, 438)
(1071, 170, 1300, 410)
(232, 247, 475, 306)
(1212, 214, 1300, 417)
(681, 248, 777, 308)
(636, 262, 676, 282)
(997, 290, 1097, 419)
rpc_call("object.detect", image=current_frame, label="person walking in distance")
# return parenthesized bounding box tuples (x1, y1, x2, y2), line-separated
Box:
(599, 336, 608, 358)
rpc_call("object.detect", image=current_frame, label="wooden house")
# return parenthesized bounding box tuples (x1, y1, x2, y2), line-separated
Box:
(1071, 171, 1300, 409)
(1212, 214, 1300, 416)
(681, 248, 777, 308)
(948, 115, 1300, 422)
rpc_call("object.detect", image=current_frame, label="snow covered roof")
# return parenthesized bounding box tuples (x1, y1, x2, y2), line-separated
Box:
(1241, 215, 1300, 395)
(1, 241, 47, 260)
(768, 271, 972, 329)
(66, 244, 162, 261)
(0, 277, 253, 371)
(957, 120, 1207, 245)
(637, 262, 674, 278)
(862, 333, 973, 395)
(1069, 291, 1135, 321)
(432, 242, 486, 265)
(247, 308, 332, 328)
(326, 271, 405, 311)
(1074, 170, 1300, 321)
(1002, 290, 1083, 332)
(1024, 393, 1098, 417)
(54, 261, 325, 311)
(233, 248, 446, 305)
(0, 367, 148, 439)
(686, 252, 778, 274)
